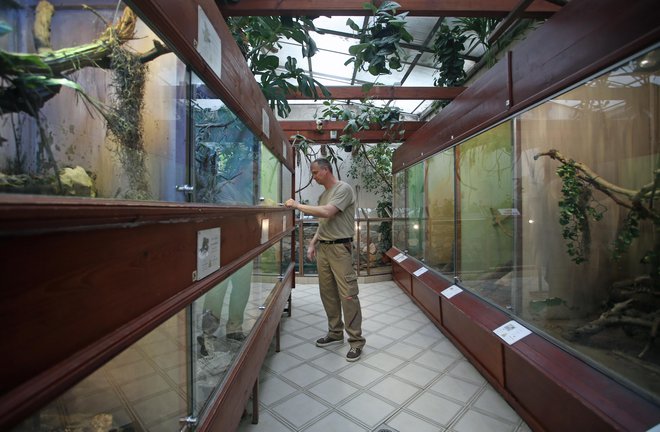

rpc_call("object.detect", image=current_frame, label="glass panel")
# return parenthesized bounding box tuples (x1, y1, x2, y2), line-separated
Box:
(457, 121, 515, 308)
(259, 143, 280, 205)
(282, 166, 293, 202)
(281, 235, 292, 275)
(392, 171, 406, 250)
(425, 149, 455, 273)
(192, 75, 258, 205)
(517, 46, 660, 398)
(11, 313, 189, 432)
(406, 162, 426, 260)
(0, 2, 188, 201)
(356, 219, 392, 276)
(296, 219, 319, 275)
(191, 242, 282, 414)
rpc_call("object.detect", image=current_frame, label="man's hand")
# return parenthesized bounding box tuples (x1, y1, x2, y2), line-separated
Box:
(306, 243, 316, 261)
(284, 198, 297, 209)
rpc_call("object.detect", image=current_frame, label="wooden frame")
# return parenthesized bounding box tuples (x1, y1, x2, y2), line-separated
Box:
(393, 0, 660, 173)
(217, 0, 561, 17)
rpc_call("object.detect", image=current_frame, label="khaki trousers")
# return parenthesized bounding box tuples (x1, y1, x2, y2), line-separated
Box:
(317, 243, 365, 348)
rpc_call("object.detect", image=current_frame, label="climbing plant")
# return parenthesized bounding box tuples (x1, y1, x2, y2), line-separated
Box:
(344, 1, 413, 77)
(227, 16, 330, 117)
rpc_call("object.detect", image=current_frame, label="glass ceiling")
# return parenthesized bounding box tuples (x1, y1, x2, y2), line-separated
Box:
(269, 15, 486, 119)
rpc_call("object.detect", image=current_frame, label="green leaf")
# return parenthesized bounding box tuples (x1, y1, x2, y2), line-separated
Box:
(346, 18, 361, 32)
(348, 43, 370, 55)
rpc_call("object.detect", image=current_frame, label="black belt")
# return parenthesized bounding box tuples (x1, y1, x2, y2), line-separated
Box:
(318, 238, 352, 244)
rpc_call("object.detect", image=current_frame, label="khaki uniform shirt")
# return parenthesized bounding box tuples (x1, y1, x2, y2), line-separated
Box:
(317, 181, 355, 240)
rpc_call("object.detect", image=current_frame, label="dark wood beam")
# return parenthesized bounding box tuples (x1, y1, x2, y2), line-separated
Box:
(487, 0, 535, 45)
(217, 0, 561, 17)
(281, 120, 424, 143)
(286, 86, 466, 100)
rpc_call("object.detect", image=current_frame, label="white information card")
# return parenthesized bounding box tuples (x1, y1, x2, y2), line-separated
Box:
(413, 267, 428, 277)
(196, 227, 221, 280)
(493, 320, 532, 345)
(196, 7, 221, 78)
(441, 284, 463, 299)
(393, 253, 407, 263)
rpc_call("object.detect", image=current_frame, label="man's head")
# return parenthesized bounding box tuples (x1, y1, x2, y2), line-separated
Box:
(310, 158, 334, 186)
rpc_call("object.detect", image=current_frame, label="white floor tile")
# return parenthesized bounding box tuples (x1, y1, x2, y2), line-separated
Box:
(311, 351, 350, 373)
(395, 363, 440, 387)
(369, 376, 420, 405)
(452, 409, 517, 432)
(237, 411, 294, 432)
(278, 333, 307, 350)
(280, 364, 327, 387)
(308, 377, 360, 405)
(473, 387, 520, 423)
(301, 412, 367, 432)
(263, 352, 304, 374)
(448, 360, 486, 385)
(383, 341, 425, 360)
(386, 410, 444, 432)
(405, 332, 440, 347)
(362, 333, 396, 350)
(406, 392, 464, 426)
(414, 350, 457, 372)
(271, 394, 329, 428)
(363, 352, 407, 372)
(376, 325, 411, 340)
(287, 342, 327, 360)
(339, 364, 384, 387)
(339, 392, 397, 428)
(259, 375, 299, 406)
(429, 375, 480, 403)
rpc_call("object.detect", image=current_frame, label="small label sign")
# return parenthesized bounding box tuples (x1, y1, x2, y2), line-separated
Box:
(196, 227, 220, 280)
(441, 285, 463, 299)
(413, 267, 428, 277)
(493, 320, 532, 345)
(196, 6, 221, 79)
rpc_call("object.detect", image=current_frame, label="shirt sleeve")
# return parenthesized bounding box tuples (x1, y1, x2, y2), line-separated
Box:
(329, 183, 353, 212)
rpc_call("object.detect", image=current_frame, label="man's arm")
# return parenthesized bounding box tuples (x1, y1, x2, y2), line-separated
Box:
(284, 199, 339, 219)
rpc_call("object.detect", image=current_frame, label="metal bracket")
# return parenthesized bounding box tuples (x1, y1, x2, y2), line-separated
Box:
(179, 416, 198, 432)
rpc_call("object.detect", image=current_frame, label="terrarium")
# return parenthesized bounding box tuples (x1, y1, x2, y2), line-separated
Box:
(0, 0, 188, 201)
(393, 44, 660, 401)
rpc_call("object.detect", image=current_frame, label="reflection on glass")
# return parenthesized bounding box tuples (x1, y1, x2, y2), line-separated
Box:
(406, 162, 426, 260)
(191, 242, 282, 414)
(192, 262, 253, 412)
(282, 166, 293, 202)
(259, 143, 280, 205)
(457, 121, 514, 307)
(392, 171, 406, 251)
(0, 3, 188, 201)
(11, 313, 188, 432)
(281, 235, 292, 275)
(295, 220, 319, 275)
(192, 75, 258, 205)
(518, 46, 660, 397)
(425, 150, 455, 273)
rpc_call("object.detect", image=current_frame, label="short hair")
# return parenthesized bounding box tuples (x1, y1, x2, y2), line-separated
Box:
(312, 158, 333, 174)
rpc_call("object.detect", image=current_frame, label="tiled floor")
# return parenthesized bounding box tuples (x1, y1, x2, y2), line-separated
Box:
(238, 281, 531, 432)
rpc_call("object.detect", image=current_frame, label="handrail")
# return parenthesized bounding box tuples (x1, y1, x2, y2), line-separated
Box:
(294, 216, 393, 277)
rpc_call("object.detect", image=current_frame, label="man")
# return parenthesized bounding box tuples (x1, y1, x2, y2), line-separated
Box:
(285, 158, 366, 361)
